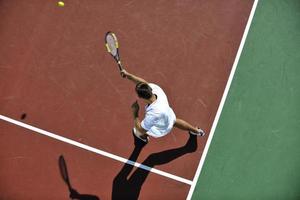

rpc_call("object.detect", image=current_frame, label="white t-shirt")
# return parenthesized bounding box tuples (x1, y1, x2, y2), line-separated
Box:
(141, 83, 176, 138)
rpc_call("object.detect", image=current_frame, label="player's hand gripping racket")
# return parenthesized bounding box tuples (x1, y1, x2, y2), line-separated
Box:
(59, 155, 72, 191)
(104, 31, 126, 77)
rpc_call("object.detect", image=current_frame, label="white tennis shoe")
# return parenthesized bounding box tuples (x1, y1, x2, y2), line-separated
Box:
(189, 128, 205, 136)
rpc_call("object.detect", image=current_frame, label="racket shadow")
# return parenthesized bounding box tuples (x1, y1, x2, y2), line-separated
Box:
(58, 155, 100, 200)
(111, 133, 198, 200)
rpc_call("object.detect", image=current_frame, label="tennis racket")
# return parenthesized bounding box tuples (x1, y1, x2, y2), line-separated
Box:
(58, 155, 72, 191)
(104, 31, 125, 76)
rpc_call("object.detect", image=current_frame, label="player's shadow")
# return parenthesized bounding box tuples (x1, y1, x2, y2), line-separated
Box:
(58, 156, 100, 200)
(68, 188, 100, 200)
(111, 133, 198, 200)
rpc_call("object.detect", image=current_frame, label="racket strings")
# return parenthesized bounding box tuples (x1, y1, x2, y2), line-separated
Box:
(105, 34, 118, 56)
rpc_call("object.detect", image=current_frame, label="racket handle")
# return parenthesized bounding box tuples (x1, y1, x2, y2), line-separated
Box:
(117, 61, 123, 70)
(118, 61, 126, 78)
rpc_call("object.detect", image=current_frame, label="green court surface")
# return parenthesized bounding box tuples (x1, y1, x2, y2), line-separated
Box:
(192, 0, 300, 199)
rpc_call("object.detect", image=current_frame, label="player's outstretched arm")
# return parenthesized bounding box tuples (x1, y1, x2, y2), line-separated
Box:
(121, 69, 148, 84)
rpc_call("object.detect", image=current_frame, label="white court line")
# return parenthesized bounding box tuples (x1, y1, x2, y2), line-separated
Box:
(186, 0, 259, 199)
(0, 114, 192, 185)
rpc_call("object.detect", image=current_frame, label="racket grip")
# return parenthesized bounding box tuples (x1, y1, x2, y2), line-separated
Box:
(117, 61, 123, 70)
(118, 62, 126, 78)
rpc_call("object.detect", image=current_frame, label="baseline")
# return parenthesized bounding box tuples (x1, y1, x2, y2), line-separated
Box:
(0, 114, 192, 185)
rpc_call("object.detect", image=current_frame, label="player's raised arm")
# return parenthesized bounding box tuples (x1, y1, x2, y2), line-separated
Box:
(121, 69, 149, 84)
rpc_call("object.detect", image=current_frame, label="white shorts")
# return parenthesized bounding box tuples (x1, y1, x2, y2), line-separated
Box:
(145, 108, 176, 138)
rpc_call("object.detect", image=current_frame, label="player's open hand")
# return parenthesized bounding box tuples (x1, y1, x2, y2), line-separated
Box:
(131, 101, 139, 116)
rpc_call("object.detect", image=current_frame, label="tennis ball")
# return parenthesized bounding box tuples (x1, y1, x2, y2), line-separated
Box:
(57, 1, 65, 7)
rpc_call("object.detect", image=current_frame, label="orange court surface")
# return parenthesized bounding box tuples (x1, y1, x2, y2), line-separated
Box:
(0, 1, 254, 199)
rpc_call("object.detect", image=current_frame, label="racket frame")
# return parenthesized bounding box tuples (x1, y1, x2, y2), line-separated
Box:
(104, 31, 124, 71)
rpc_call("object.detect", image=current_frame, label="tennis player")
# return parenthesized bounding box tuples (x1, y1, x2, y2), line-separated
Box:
(120, 69, 205, 143)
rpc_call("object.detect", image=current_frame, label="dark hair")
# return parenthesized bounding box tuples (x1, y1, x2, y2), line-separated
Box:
(135, 82, 153, 99)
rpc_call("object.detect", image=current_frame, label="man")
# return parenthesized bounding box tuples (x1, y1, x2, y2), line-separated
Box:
(121, 69, 205, 143)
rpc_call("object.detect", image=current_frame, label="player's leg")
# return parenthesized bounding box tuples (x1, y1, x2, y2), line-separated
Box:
(132, 127, 149, 143)
(174, 118, 205, 136)
(174, 118, 198, 132)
